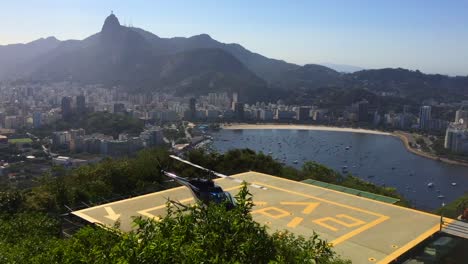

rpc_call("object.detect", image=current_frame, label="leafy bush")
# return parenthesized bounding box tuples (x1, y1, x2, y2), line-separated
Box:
(37, 184, 349, 264)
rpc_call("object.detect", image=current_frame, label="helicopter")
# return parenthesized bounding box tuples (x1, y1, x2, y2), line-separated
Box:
(162, 155, 267, 209)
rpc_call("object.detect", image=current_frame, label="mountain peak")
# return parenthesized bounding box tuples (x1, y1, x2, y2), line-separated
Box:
(101, 13, 121, 33)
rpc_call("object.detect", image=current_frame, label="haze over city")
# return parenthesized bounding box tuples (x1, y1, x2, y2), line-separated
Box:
(1, 0, 468, 75)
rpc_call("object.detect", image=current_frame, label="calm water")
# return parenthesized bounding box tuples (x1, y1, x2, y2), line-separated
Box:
(211, 129, 468, 210)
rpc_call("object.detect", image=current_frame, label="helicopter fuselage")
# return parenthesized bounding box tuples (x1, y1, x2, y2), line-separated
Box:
(163, 171, 236, 209)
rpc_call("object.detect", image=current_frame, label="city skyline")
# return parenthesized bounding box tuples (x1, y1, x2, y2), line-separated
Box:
(1, 0, 468, 76)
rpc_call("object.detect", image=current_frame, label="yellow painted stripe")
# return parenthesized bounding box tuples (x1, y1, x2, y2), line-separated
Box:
(71, 211, 103, 225)
(376, 223, 440, 264)
(242, 171, 441, 219)
(253, 181, 386, 217)
(75, 185, 242, 225)
(251, 181, 389, 245)
(73, 185, 187, 213)
(137, 198, 194, 218)
(287, 217, 304, 228)
(331, 215, 389, 246)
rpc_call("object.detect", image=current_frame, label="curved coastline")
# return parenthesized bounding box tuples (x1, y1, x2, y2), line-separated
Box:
(222, 123, 391, 136)
(222, 123, 468, 168)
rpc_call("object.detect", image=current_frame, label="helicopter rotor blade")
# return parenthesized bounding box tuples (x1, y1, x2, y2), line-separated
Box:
(169, 155, 267, 190)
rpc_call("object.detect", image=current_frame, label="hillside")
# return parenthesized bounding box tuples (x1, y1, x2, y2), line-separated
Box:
(1, 14, 468, 102)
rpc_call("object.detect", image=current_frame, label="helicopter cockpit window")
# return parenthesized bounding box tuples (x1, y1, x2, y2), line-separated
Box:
(210, 192, 226, 203)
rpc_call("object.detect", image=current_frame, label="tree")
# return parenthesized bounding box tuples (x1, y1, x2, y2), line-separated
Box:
(37, 184, 349, 264)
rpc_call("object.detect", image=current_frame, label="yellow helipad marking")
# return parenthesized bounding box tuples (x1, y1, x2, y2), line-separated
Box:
(253, 181, 386, 218)
(287, 217, 304, 228)
(313, 214, 366, 232)
(104, 207, 121, 221)
(246, 171, 439, 218)
(72, 211, 102, 225)
(137, 198, 194, 219)
(252, 206, 291, 219)
(331, 215, 389, 246)
(376, 223, 440, 264)
(253, 181, 389, 245)
(280, 202, 320, 214)
(72, 172, 445, 264)
(137, 185, 242, 219)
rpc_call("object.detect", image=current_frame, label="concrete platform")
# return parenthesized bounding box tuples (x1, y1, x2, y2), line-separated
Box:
(73, 171, 443, 264)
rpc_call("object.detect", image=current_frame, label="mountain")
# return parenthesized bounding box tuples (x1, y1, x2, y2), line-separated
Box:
(346, 68, 468, 100)
(0, 37, 61, 79)
(2, 13, 468, 103)
(128, 28, 299, 82)
(320, 63, 363, 73)
(0, 14, 275, 101)
(0, 13, 298, 89)
(275, 64, 342, 89)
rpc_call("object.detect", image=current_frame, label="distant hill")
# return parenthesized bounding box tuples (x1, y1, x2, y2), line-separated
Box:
(0, 37, 60, 79)
(319, 63, 364, 73)
(1, 13, 468, 102)
(0, 14, 272, 101)
(346, 68, 468, 100)
(275, 64, 343, 89)
(130, 28, 299, 82)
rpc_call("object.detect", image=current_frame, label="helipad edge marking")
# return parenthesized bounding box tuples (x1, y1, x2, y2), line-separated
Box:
(243, 171, 439, 219)
(253, 181, 386, 217)
(331, 215, 389, 246)
(376, 223, 440, 264)
(253, 181, 389, 245)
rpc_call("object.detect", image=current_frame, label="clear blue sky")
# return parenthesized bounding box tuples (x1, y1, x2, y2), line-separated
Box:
(1, 0, 467, 75)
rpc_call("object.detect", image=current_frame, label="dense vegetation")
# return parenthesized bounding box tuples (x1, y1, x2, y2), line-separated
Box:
(0, 148, 408, 263)
(33, 112, 144, 138)
(0, 184, 350, 263)
(435, 192, 468, 219)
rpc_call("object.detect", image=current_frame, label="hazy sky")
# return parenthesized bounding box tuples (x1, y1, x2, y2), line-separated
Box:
(1, 0, 467, 75)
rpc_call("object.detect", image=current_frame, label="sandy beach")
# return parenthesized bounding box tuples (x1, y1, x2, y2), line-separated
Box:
(222, 123, 392, 136)
(222, 123, 468, 167)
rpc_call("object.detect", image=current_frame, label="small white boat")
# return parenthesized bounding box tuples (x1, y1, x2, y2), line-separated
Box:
(438, 195, 445, 199)
(427, 182, 434, 188)
(293, 160, 298, 164)
(451, 182, 457, 186)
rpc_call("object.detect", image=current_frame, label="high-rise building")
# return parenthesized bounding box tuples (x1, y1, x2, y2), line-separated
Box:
(61, 96, 73, 121)
(189, 97, 196, 120)
(445, 125, 468, 154)
(419, 106, 432, 130)
(232, 92, 238, 103)
(352, 100, 370, 122)
(260, 109, 274, 121)
(296, 107, 311, 122)
(234, 102, 244, 120)
(231, 92, 239, 110)
(0, 112, 5, 128)
(76, 95, 86, 114)
(33, 112, 42, 129)
(455, 107, 468, 128)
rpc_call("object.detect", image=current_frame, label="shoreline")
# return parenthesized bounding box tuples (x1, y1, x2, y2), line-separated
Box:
(222, 123, 391, 136)
(392, 131, 468, 168)
(221, 123, 468, 168)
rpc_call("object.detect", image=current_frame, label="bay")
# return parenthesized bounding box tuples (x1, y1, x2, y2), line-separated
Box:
(211, 129, 468, 211)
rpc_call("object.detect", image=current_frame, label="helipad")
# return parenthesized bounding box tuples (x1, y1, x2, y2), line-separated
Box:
(73, 172, 444, 263)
